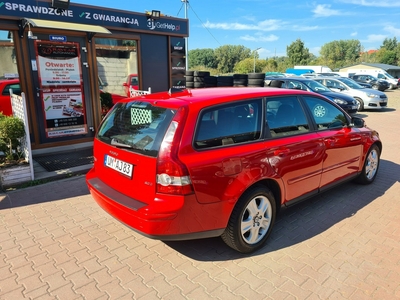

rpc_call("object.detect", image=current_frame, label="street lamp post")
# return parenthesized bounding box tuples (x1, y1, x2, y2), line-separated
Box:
(182, 0, 189, 70)
(253, 47, 261, 73)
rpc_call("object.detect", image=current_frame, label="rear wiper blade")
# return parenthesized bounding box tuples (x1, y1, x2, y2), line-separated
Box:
(111, 138, 134, 149)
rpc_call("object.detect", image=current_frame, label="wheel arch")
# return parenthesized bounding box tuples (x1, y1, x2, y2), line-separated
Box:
(245, 178, 282, 214)
(354, 96, 364, 111)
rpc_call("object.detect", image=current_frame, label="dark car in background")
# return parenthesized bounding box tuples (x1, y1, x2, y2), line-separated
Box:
(350, 74, 389, 91)
(265, 76, 358, 114)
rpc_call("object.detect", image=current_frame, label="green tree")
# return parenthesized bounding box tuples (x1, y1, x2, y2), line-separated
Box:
(188, 48, 216, 69)
(381, 37, 398, 51)
(234, 58, 255, 74)
(234, 57, 267, 73)
(286, 39, 311, 66)
(214, 45, 252, 74)
(375, 48, 397, 65)
(320, 39, 361, 69)
(265, 58, 278, 71)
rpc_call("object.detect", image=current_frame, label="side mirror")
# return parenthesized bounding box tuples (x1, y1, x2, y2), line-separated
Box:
(122, 82, 128, 87)
(351, 117, 365, 128)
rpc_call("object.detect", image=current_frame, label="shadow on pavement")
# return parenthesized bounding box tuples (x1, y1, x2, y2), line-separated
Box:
(355, 108, 396, 119)
(165, 159, 400, 260)
(0, 175, 89, 210)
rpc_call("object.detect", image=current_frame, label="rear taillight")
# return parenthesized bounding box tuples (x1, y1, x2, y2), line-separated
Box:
(156, 107, 193, 195)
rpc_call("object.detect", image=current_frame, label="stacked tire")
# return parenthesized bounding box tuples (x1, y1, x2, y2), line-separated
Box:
(247, 73, 265, 87)
(193, 71, 210, 88)
(217, 76, 234, 87)
(233, 74, 248, 87)
(204, 75, 217, 87)
(185, 70, 194, 88)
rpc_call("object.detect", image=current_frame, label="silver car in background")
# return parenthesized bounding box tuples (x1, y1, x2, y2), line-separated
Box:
(314, 77, 388, 111)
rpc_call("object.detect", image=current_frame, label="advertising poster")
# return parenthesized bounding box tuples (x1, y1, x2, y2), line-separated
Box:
(170, 37, 186, 89)
(35, 41, 88, 138)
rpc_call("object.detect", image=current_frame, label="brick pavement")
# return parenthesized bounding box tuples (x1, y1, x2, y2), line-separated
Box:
(1, 91, 400, 299)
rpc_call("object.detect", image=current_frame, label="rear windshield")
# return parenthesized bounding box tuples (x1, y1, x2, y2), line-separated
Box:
(97, 101, 176, 157)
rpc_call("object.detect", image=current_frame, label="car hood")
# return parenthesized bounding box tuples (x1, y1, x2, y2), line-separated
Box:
(318, 91, 355, 102)
(360, 88, 386, 96)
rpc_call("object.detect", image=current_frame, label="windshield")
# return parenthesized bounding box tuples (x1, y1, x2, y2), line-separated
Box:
(97, 101, 176, 157)
(337, 77, 364, 89)
(383, 72, 394, 79)
(304, 80, 331, 92)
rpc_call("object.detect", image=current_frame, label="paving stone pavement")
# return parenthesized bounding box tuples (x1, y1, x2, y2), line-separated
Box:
(1, 91, 400, 300)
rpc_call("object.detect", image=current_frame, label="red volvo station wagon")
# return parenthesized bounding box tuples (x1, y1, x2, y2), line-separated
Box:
(86, 87, 382, 253)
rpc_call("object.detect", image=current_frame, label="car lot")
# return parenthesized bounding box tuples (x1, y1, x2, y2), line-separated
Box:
(0, 90, 400, 299)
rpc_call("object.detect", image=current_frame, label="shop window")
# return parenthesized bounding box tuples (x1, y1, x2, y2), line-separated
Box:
(0, 30, 18, 79)
(95, 38, 138, 98)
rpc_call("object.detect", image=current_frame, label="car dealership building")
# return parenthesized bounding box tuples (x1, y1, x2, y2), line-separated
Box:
(0, 0, 188, 151)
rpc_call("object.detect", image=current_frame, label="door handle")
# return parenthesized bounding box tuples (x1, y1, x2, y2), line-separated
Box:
(324, 137, 337, 146)
(273, 149, 290, 156)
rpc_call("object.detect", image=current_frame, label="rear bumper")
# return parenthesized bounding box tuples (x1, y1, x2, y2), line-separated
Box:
(86, 173, 226, 240)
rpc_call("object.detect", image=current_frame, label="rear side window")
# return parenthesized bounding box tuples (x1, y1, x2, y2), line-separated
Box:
(266, 96, 310, 137)
(97, 101, 176, 157)
(194, 99, 262, 149)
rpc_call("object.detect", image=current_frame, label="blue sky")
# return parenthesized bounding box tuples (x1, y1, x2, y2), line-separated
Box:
(74, 0, 400, 58)
(6, 0, 400, 58)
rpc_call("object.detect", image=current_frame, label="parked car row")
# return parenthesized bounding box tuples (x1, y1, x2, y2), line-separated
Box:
(265, 77, 358, 114)
(349, 74, 390, 91)
(265, 75, 388, 112)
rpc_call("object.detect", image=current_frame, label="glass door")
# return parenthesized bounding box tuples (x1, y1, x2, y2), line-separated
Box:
(27, 34, 94, 143)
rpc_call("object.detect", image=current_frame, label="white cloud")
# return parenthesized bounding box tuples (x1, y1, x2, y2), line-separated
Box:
(204, 19, 284, 31)
(312, 4, 341, 17)
(351, 31, 358, 36)
(384, 25, 400, 36)
(292, 25, 319, 31)
(240, 34, 279, 42)
(362, 34, 387, 43)
(338, 0, 400, 7)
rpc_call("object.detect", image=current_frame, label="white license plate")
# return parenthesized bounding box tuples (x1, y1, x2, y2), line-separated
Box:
(351, 105, 358, 109)
(104, 155, 133, 177)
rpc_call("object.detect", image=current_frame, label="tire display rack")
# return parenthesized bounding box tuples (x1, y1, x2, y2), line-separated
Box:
(185, 71, 265, 88)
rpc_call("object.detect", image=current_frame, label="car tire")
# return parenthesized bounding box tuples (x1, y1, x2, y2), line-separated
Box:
(247, 73, 265, 79)
(354, 144, 380, 185)
(221, 185, 276, 253)
(355, 97, 364, 111)
(313, 104, 327, 118)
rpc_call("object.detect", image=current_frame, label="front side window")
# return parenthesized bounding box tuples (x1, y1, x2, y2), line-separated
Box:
(97, 101, 175, 157)
(303, 96, 347, 130)
(194, 99, 262, 149)
(266, 96, 310, 137)
(2, 83, 20, 96)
